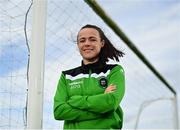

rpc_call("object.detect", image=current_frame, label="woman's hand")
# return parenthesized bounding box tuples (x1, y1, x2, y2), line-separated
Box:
(104, 84, 116, 94)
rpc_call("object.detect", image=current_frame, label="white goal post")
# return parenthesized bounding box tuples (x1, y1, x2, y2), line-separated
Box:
(27, 0, 47, 129)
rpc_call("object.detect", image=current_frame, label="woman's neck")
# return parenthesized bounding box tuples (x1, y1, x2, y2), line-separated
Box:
(83, 58, 99, 65)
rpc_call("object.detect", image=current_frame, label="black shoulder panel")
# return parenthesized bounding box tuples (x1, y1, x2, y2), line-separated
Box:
(62, 66, 82, 77)
(98, 64, 117, 74)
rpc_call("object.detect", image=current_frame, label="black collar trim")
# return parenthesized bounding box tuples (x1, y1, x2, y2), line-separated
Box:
(81, 60, 106, 72)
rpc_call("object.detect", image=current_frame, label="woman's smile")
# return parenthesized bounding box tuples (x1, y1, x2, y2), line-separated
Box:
(83, 48, 94, 52)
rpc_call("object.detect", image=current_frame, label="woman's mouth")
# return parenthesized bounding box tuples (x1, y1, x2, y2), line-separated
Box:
(83, 48, 93, 52)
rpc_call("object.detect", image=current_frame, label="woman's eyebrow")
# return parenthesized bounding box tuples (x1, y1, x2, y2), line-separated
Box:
(89, 36, 97, 39)
(78, 37, 85, 40)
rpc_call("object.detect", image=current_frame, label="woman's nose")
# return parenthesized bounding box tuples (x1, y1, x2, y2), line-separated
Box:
(84, 40, 91, 45)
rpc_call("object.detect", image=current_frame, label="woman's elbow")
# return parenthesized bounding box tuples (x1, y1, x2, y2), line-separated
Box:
(54, 107, 64, 120)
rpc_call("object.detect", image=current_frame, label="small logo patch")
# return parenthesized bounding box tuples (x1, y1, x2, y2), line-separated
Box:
(99, 76, 108, 88)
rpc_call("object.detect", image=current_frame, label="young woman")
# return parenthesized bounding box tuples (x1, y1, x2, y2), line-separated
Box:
(54, 24, 125, 129)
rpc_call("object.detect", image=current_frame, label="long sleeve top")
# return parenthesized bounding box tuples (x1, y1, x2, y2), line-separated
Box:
(54, 60, 125, 129)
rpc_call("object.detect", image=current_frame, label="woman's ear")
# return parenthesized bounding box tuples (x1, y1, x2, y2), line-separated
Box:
(101, 40, 105, 47)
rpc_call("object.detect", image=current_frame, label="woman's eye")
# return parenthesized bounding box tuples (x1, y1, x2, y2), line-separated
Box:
(79, 40, 85, 43)
(90, 39, 96, 41)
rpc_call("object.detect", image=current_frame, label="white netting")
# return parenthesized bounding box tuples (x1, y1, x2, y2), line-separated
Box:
(0, 0, 178, 129)
(0, 0, 32, 128)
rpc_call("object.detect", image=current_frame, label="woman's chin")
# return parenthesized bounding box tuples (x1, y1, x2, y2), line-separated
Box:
(82, 56, 98, 63)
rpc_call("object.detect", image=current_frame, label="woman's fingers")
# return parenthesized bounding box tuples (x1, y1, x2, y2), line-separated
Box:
(104, 85, 116, 93)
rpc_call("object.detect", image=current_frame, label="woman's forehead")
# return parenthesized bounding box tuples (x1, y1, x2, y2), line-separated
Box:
(78, 28, 100, 38)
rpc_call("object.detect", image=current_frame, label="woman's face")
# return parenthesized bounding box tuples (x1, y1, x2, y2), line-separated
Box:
(77, 28, 104, 64)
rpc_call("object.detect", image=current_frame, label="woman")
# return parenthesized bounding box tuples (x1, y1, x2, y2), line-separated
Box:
(54, 24, 125, 129)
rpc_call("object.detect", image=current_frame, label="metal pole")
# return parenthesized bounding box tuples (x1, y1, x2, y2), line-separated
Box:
(173, 95, 179, 129)
(134, 97, 174, 129)
(27, 0, 47, 129)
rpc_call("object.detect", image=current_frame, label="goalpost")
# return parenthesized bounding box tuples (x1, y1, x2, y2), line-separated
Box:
(27, 0, 47, 129)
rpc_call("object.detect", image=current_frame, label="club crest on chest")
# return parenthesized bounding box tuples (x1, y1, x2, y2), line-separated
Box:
(99, 76, 108, 89)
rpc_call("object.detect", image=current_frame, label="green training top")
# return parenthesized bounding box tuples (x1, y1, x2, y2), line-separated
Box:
(54, 60, 125, 129)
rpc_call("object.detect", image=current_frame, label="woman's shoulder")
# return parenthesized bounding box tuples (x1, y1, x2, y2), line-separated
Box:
(106, 63, 123, 69)
(62, 66, 82, 76)
(106, 64, 124, 73)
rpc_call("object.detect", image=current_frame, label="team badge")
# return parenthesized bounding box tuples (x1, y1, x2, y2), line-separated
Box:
(99, 76, 108, 88)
